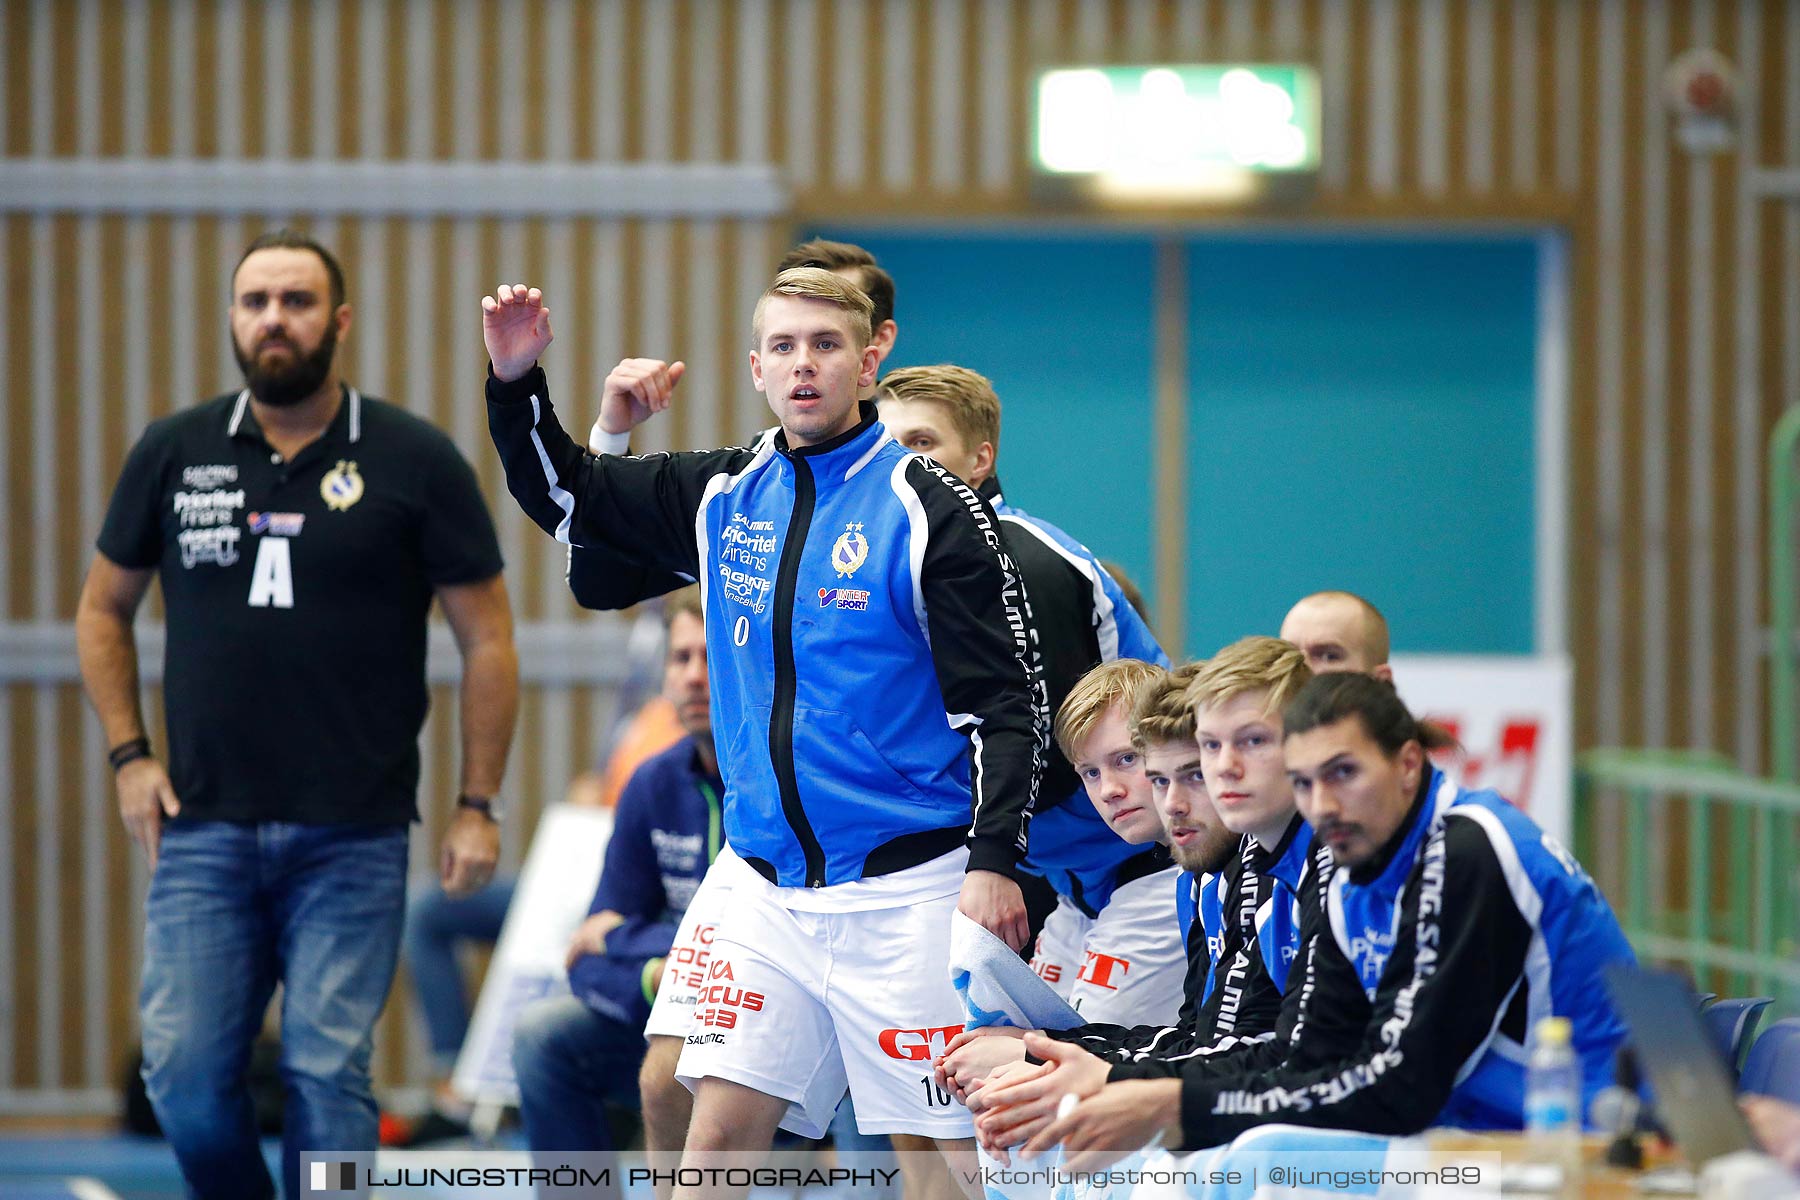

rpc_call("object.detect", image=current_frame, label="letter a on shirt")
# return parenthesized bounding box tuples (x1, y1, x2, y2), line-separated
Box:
(247, 537, 294, 608)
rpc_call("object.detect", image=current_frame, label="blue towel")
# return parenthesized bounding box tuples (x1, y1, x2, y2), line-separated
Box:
(948, 910, 1083, 1032)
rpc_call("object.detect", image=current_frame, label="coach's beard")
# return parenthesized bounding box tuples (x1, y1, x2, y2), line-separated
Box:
(235, 322, 338, 408)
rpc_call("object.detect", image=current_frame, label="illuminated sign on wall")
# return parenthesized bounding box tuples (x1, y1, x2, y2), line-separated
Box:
(1033, 65, 1321, 202)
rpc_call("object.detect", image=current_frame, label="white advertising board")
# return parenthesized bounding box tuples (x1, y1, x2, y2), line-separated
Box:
(1389, 654, 1575, 845)
(451, 804, 613, 1106)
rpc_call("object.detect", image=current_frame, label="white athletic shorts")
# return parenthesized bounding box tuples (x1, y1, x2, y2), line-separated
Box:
(643, 845, 741, 1040)
(1066, 865, 1186, 1027)
(1028, 896, 1093, 1000)
(674, 854, 975, 1139)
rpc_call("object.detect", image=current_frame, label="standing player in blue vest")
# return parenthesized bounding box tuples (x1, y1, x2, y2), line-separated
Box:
(551, 250, 994, 1188)
(482, 269, 1043, 1196)
(577, 242, 905, 1179)
(577, 350, 1174, 1193)
(995, 671, 1633, 1162)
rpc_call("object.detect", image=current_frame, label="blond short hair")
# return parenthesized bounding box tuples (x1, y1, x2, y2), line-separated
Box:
(877, 364, 1002, 456)
(1186, 636, 1313, 722)
(752, 266, 874, 350)
(777, 239, 895, 329)
(1128, 660, 1207, 749)
(1054, 659, 1167, 763)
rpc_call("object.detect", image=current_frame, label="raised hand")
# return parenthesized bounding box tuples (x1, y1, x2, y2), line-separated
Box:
(481, 283, 554, 382)
(599, 357, 687, 437)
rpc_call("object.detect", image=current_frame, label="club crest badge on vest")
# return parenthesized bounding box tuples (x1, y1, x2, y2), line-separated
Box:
(321, 460, 364, 511)
(831, 522, 868, 578)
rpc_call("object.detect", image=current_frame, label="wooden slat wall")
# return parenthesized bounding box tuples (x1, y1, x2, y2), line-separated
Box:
(2, 0, 1797, 1107)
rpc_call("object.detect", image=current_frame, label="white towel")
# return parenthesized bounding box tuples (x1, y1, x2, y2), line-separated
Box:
(948, 910, 1083, 1031)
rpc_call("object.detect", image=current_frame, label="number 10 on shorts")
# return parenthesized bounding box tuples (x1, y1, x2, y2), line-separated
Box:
(919, 1075, 953, 1108)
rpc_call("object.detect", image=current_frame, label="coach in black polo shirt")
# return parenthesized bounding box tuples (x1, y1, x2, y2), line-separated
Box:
(75, 230, 519, 1200)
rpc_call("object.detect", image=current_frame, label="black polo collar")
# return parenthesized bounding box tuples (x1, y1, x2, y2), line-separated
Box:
(226, 384, 363, 447)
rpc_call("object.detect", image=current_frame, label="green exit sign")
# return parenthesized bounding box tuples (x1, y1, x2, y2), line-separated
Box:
(1033, 65, 1321, 198)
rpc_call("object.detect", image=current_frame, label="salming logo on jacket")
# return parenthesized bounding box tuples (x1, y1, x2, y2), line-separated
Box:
(489, 372, 1044, 887)
(1251, 816, 1310, 996)
(1113, 767, 1634, 1147)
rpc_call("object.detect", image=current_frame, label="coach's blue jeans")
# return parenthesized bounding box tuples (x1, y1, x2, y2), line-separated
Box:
(511, 993, 646, 1153)
(403, 875, 515, 1072)
(139, 820, 408, 1200)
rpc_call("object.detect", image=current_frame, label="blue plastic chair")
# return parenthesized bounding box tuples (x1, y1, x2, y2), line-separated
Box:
(1702, 996, 1772, 1073)
(1740, 1017, 1800, 1104)
(1696, 992, 1718, 1008)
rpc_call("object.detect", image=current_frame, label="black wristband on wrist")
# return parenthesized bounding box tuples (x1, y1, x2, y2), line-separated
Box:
(109, 737, 151, 772)
(456, 794, 497, 821)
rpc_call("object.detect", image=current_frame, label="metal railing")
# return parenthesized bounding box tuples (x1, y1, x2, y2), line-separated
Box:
(1575, 748, 1800, 1013)
(1769, 404, 1800, 783)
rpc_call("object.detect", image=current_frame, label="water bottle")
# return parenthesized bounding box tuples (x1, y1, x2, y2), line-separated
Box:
(1524, 1016, 1582, 1194)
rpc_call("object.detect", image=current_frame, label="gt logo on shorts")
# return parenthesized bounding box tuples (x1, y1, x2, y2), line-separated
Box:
(878, 1025, 963, 1061)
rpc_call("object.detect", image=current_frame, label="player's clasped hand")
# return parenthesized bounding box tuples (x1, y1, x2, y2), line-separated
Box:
(481, 283, 554, 383)
(1037, 1079, 1184, 1173)
(970, 1033, 1112, 1158)
(966, 1059, 1051, 1165)
(934, 1026, 1028, 1104)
